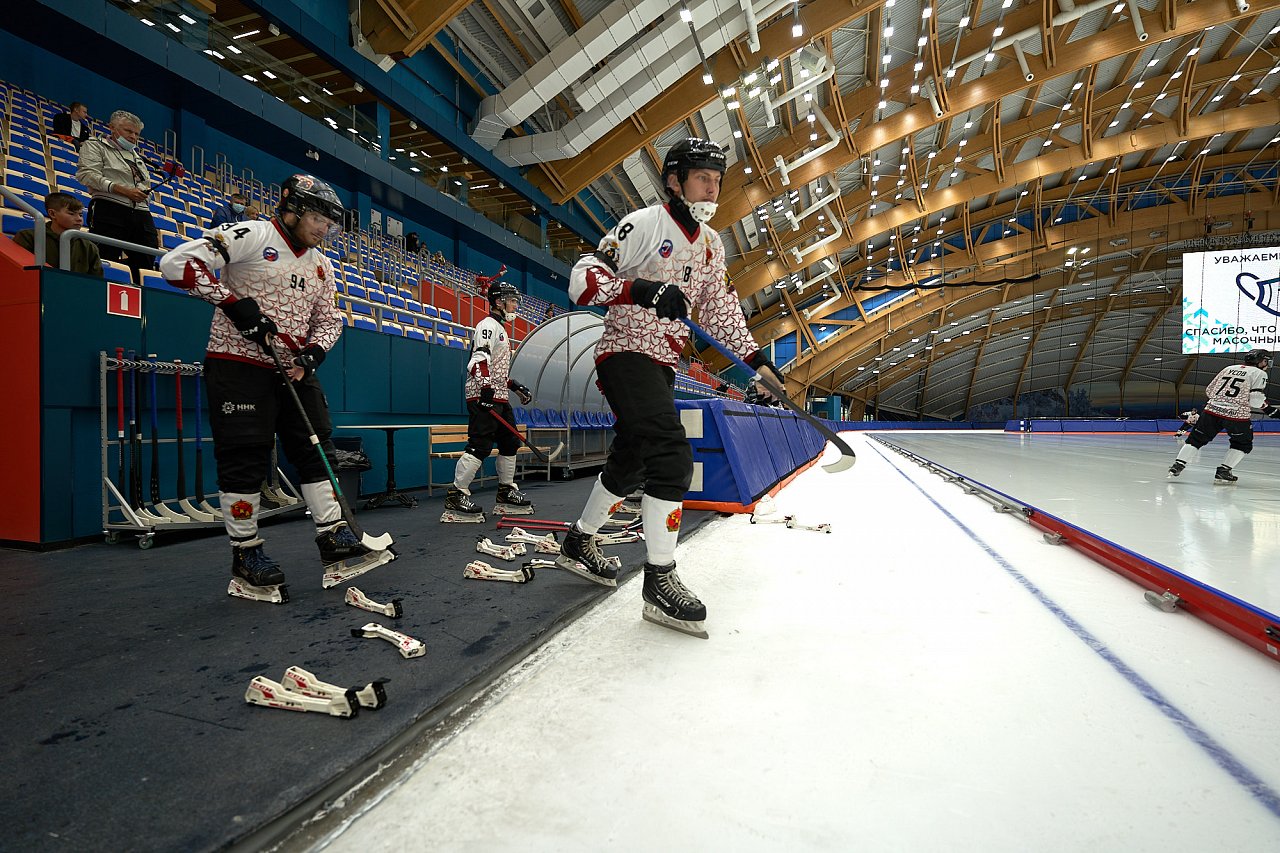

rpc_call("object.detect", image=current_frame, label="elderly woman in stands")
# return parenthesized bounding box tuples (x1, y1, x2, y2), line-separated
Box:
(76, 109, 159, 280)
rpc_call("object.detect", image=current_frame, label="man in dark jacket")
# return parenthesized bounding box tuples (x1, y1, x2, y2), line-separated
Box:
(52, 102, 90, 149)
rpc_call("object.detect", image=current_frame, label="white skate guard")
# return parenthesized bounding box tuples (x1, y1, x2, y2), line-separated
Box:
(344, 586, 403, 618)
(351, 623, 426, 658)
(321, 549, 397, 589)
(281, 665, 388, 710)
(244, 676, 356, 717)
(227, 577, 289, 605)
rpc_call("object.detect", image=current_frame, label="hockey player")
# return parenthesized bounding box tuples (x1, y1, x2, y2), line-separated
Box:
(160, 174, 390, 601)
(1169, 349, 1278, 484)
(442, 280, 535, 523)
(558, 137, 785, 639)
(1174, 408, 1199, 440)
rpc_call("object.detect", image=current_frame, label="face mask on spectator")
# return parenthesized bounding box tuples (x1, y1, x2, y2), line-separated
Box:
(231, 203, 246, 213)
(115, 136, 136, 152)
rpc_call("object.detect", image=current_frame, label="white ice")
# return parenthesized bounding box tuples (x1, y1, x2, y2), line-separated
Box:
(309, 432, 1280, 853)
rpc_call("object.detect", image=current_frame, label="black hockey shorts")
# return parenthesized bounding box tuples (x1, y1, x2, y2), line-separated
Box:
(596, 352, 692, 503)
(204, 357, 338, 492)
(1186, 411, 1253, 453)
(465, 399, 520, 458)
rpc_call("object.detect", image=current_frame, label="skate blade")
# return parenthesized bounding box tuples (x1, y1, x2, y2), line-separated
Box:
(228, 578, 289, 604)
(494, 503, 535, 515)
(1213, 480, 1237, 486)
(440, 510, 486, 523)
(642, 604, 708, 639)
(554, 556, 618, 587)
(322, 549, 397, 589)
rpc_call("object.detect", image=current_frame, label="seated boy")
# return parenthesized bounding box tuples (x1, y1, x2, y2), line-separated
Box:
(12, 192, 104, 277)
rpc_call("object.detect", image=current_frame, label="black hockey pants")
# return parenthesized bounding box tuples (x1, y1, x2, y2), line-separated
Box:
(596, 352, 692, 503)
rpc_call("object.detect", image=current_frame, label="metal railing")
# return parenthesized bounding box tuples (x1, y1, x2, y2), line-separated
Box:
(0, 186, 47, 266)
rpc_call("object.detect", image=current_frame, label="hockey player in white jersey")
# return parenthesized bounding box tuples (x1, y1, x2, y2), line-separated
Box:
(1174, 409, 1199, 439)
(1169, 349, 1278, 483)
(559, 137, 785, 639)
(441, 280, 535, 522)
(161, 174, 387, 600)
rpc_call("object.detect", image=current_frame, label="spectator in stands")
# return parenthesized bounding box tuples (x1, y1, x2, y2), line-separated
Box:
(243, 204, 262, 221)
(404, 231, 420, 254)
(77, 109, 158, 281)
(208, 192, 248, 228)
(11, 191, 103, 277)
(544, 305, 556, 321)
(52, 102, 91, 150)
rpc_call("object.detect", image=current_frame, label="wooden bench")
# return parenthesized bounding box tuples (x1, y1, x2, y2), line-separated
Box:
(425, 422, 550, 494)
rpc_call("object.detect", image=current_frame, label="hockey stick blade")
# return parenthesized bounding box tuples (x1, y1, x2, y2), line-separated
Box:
(489, 409, 564, 462)
(681, 319, 855, 473)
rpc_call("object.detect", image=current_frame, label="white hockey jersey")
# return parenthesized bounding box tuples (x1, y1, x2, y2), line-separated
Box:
(1202, 363, 1269, 421)
(159, 219, 342, 367)
(569, 203, 759, 367)
(465, 313, 512, 402)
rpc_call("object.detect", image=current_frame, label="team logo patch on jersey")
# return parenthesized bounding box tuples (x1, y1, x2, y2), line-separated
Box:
(317, 265, 326, 280)
(262, 247, 278, 262)
(230, 500, 255, 520)
(659, 239, 673, 258)
(665, 507, 682, 532)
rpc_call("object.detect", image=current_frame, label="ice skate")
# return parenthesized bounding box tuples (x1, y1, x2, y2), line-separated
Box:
(227, 541, 289, 604)
(642, 562, 707, 639)
(440, 486, 485, 523)
(494, 483, 534, 516)
(317, 523, 397, 589)
(555, 524, 619, 587)
(1214, 465, 1238, 485)
(1167, 460, 1186, 479)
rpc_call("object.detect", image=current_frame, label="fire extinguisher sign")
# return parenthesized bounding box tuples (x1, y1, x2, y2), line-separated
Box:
(106, 282, 142, 319)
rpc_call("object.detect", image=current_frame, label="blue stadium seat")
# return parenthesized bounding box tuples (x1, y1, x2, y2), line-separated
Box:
(346, 283, 366, 300)
(446, 337, 465, 348)
(587, 411, 603, 428)
(102, 262, 133, 283)
(405, 327, 426, 341)
(4, 174, 48, 195)
(352, 316, 377, 331)
(2, 212, 34, 236)
(529, 408, 549, 428)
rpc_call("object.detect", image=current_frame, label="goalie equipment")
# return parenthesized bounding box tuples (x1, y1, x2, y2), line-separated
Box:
(464, 559, 535, 583)
(350, 623, 426, 659)
(245, 675, 356, 718)
(504, 527, 561, 554)
(344, 586, 403, 619)
(281, 665, 388, 710)
(476, 536, 527, 562)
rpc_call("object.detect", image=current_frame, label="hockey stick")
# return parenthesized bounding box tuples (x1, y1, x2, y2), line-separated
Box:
(148, 356, 189, 522)
(680, 319, 855, 473)
(192, 367, 221, 518)
(174, 361, 215, 522)
(127, 350, 143, 511)
(115, 347, 126, 500)
(263, 339, 394, 552)
(488, 409, 564, 463)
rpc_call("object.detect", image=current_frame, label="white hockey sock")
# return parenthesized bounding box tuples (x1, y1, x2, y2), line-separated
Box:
(642, 495, 683, 567)
(496, 455, 516, 486)
(453, 452, 483, 491)
(220, 492, 261, 541)
(1175, 444, 1199, 464)
(1223, 448, 1245, 468)
(576, 475, 626, 535)
(301, 480, 342, 529)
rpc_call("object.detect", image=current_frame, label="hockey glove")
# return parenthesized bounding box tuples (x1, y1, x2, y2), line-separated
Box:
(478, 386, 496, 410)
(221, 297, 278, 348)
(293, 344, 326, 377)
(509, 380, 533, 406)
(748, 351, 786, 402)
(630, 278, 689, 320)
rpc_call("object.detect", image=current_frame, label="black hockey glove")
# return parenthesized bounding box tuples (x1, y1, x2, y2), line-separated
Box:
(630, 278, 689, 320)
(748, 351, 786, 402)
(293, 344, 326, 377)
(478, 386, 496, 410)
(508, 380, 533, 406)
(220, 297, 278, 348)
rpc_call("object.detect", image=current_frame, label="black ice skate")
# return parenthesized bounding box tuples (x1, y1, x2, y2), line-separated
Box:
(441, 487, 485, 523)
(317, 523, 396, 589)
(555, 524, 619, 587)
(1168, 460, 1186, 479)
(642, 562, 707, 639)
(228, 541, 289, 604)
(1214, 465, 1238, 485)
(494, 483, 534, 516)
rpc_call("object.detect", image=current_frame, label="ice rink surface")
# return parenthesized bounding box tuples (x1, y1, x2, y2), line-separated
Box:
(303, 432, 1280, 853)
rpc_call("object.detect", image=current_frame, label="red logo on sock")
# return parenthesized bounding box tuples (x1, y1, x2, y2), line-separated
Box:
(230, 500, 255, 520)
(609, 500, 624, 514)
(665, 508, 682, 531)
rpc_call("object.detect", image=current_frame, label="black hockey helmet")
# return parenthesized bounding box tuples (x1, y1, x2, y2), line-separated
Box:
(662, 137, 727, 186)
(487, 281, 520, 308)
(278, 174, 344, 235)
(1244, 349, 1272, 367)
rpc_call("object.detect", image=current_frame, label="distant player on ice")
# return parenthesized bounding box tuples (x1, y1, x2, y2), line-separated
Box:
(1174, 409, 1199, 440)
(557, 137, 785, 639)
(1169, 349, 1279, 484)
